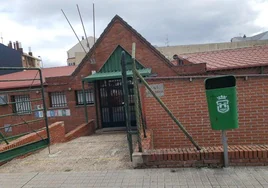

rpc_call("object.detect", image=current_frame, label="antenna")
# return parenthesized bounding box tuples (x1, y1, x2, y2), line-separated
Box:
(93, 3, 96, 45)
(61, 9, 87, 53)
(165, 34, 169, 47)
(77, 4, 90, 50)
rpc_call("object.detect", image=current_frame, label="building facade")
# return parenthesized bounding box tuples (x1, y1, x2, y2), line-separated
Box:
(0, 15, 268, 151)
(67, 36, 96, 66)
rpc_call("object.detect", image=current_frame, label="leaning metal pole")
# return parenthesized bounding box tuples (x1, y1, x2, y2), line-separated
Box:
(132, 43, 142, 152)
(38, 69, 51, 153)
(134, 69, 201, 150)
(121, 51, 133, 161)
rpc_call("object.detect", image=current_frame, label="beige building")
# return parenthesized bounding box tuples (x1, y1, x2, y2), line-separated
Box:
(156, 39, 268, 60)
(7, 41, 41, 68)
(67, 36, 96, 66)
(22, 51, 41, 68)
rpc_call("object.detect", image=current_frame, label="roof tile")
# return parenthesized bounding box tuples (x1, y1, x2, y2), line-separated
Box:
(0, 66, 76, 90)
(179, 45, 268, 70)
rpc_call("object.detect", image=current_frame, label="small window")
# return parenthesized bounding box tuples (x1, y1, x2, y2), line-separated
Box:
(11, 95, 31, 114)
(75, 89, 94, 105)
(49, 92, 67, 108)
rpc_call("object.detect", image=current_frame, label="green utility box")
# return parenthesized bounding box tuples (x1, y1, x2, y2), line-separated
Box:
(205, 76, 238, 130)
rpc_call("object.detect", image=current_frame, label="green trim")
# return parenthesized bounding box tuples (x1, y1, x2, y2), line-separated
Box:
(99, 45, 144, 73)
(83, 45, 152, 82)
(0, 139, 48, 163)
(83, 68, 151, 82)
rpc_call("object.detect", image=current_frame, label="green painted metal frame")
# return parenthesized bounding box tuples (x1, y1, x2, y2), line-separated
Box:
(121, 51, 134, 161)
(0, 139, 49, 163)
(0, 67, 50, 162)
(131, 43, 143, 152)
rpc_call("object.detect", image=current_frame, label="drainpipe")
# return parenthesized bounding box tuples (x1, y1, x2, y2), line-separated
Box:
(94, 81, 99, 129)
(82, 81, 89, 123)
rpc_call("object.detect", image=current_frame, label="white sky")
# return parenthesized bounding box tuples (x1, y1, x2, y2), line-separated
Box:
(0, 0, 268, 67)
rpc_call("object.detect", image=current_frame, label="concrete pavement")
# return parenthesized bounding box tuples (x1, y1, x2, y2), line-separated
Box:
(0, 133, 133, 173)
(1, 167, 268, 188)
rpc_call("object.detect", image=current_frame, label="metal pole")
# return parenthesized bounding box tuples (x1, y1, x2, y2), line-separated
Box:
(39, 69, 50, 154)
(61, 9, 87, 53)
(137, 84, 146, 138)
(82, 81, 89, 123)
(134, 69, 201, 150)
(94, 82, 99, 129)
(121, 51, 133, 160)
(77, 4, 90, 49)
(0, 132, 8, 145)
(222, 130, 229, 167)
(93, 3, 96, 45)
(132, 43, 142, 152)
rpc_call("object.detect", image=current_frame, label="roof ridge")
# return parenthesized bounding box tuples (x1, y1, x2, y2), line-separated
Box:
(72, 14, 176, 77)
(42, 65, 77, 69)
(180, 45, 268, 56)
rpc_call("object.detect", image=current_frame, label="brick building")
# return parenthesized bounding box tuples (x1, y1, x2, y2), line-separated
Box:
(1, 15, 268, 152)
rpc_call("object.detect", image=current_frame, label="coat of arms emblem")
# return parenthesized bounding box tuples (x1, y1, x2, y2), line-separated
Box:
(216, 95, 229, 113)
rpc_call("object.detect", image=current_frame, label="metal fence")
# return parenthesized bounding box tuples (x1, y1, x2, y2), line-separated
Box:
(0, 67, 50, 163)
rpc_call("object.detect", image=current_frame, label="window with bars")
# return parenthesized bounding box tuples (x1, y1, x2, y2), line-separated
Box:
(11, 95, 31, 114)
(49, 92, 67, 108)
(75, 89, 94, 105)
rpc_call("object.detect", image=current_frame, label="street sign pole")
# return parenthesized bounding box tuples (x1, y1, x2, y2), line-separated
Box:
(222, 130, 228, 167)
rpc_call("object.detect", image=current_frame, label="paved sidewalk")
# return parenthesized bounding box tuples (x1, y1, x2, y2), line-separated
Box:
(0, 133, 133, 173)
(1, 167, 268, 188)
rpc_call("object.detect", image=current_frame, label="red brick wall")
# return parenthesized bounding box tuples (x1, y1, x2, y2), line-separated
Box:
(0, 121, 65, 152)
(75, 20, 177, 79)
(140, 145, 268, 168)
(0, 84, 97, 136)
(0, 120, 96, 153)
(143, 76, 268, 149)
(0, 90, 47, 136)
(65, 119, 95, 141)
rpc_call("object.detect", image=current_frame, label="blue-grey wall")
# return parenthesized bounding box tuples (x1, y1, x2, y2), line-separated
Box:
(0, 44, 23, 75)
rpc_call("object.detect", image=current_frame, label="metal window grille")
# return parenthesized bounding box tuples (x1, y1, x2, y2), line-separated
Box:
(76, 90, 94, 105)
(49, 92, 67, 108)
(11, 95, 31, 114)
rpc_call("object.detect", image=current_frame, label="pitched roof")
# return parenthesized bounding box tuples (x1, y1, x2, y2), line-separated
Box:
(73, 15, 173, 76)
(0, 66, 76, 90)
(179, 45, 268, 70)
(231, 31, 268, 42)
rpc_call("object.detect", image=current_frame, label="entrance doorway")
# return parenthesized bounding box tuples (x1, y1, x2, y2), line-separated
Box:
(99, 79, 136, 128)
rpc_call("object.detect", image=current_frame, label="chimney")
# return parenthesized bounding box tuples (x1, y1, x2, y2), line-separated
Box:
(8, 41, 12, 48)
(18, 42, 23, 53)
(16, 41, 19, 51)
(28, 47, 33, 56)
(13, 42, 16, 50)
(173, 54, 184, 66)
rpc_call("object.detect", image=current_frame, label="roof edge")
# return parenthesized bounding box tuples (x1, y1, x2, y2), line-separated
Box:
(71, 14, 176, 77)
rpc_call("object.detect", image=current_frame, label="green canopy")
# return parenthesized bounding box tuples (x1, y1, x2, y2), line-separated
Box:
(83, 68, 151, 82)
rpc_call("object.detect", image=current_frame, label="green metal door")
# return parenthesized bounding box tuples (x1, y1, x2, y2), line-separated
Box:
(99, 79, 136, 128)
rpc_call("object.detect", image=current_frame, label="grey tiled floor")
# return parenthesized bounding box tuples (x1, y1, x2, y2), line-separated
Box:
(1, 167, 268, 188)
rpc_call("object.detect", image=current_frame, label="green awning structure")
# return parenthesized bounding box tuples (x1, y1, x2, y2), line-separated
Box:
(83, 68, 151, 82)
(83, 45, 152, 82)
